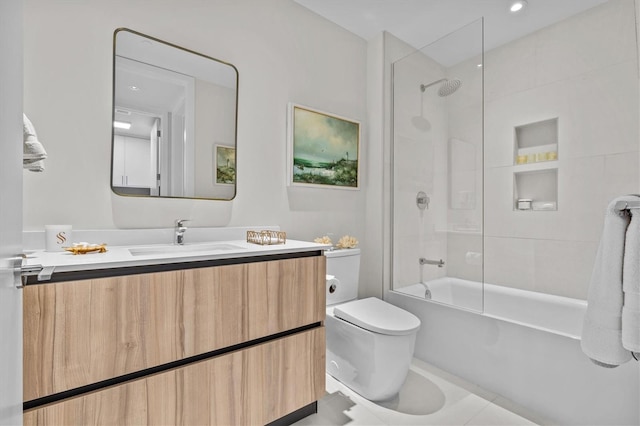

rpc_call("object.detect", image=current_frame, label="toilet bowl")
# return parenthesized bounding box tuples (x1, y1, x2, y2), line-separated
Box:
(325, 249, 421, 401)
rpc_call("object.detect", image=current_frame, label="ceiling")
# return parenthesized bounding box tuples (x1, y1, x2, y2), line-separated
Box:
(294, 0, 609, 63)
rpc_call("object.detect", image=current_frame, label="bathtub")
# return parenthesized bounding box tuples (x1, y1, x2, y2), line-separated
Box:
(388, 279, 640, 426)
(398, 277, 586, 339)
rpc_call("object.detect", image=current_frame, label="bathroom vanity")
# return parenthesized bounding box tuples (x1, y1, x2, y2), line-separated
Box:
(22, 239, 327, 425)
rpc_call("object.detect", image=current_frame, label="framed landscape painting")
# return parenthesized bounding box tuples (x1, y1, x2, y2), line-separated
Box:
(287, 103, 360, 189)
(215, 145, 236, 185)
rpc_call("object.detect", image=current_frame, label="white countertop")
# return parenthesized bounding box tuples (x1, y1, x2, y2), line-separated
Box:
(24, 239, 330, 281)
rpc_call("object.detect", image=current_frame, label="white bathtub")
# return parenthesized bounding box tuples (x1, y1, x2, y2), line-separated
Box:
(398, 277, 587, 339)
(388, 279, 640, 426)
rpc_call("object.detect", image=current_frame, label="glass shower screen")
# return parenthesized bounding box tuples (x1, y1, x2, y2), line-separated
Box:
(391, 19, 484, 311)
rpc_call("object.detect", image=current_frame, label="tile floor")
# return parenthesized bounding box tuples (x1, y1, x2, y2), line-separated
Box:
(294, 359, 549, 426)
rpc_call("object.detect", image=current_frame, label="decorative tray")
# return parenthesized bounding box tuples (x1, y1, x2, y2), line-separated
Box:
(64, 243, 108, 255)
(246, 230, 287, 245)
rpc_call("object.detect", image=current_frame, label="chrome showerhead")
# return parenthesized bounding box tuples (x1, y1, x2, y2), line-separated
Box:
(412, 77, 462, 132)
(437, 79, 462, 96)
(420, 78, 462, 97)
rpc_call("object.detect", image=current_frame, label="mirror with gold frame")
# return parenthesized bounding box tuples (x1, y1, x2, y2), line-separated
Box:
(111, 28, 238, 200)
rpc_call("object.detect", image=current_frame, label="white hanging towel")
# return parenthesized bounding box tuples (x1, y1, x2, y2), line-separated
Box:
(23, 113, 47, 172)
(581, 196, 638, 367)
(622, 209, 640, 354)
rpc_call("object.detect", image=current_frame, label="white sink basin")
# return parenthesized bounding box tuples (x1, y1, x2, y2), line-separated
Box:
(129, 243, 245, 256)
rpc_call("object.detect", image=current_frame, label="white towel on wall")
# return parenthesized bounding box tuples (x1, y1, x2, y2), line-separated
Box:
(622, 209, 640, 353)
(581, 196, 637, 367)
(23, 113, 47, 172)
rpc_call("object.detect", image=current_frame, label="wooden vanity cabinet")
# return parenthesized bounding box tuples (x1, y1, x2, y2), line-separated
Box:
(24, 328, 325, 426)
(23, 254, 326, 425)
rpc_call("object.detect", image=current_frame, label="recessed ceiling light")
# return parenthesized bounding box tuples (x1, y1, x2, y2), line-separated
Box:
(128, 85, 140, 91)
(113, 121, 131, 130)
(509, 0, 528, 13)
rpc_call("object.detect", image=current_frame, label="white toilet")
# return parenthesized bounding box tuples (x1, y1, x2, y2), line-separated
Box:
(325, 248, 421, 401)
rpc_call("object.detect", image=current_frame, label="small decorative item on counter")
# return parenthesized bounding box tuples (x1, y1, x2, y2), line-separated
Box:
(336, 235, 359, 249)
(516, 155, 527, 165)
(246, 230, 287, 245)
(546, 151, 557, 161)
(526, 154, 536, 163)
(45, 224, 72, 252)
(314, 235, 333, 245)
(64, 242, 107, 255)
(536, 152, 547, 162)
(516, 199, 533, 210)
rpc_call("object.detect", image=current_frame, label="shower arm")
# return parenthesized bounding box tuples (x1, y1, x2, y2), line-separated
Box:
(420, 79, 447, 92)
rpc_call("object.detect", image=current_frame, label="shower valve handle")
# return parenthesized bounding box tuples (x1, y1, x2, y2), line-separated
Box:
(416, 191, 430, 210)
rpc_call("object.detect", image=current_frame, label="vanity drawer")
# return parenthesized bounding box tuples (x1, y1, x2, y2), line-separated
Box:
(24, 255, 325, 401)
(24, 327, 325, 426)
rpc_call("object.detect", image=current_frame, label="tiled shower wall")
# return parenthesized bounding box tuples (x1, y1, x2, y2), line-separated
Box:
(392, 46, 449, 287)
(448, 0, 639, 299)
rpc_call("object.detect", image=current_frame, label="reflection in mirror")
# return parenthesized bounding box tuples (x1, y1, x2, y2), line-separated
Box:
(112, 28, 238, 200)
(448, 138, 476, 210)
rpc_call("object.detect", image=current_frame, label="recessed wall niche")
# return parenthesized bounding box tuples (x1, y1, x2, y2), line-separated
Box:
(513, 118, 558, 211)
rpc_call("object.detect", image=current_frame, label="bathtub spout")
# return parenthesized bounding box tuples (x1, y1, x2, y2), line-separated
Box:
(419, 258, 445, 268)
(420, 282, 432, 299)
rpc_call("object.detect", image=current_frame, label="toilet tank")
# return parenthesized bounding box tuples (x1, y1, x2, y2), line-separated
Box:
(325, 248, 360, 305)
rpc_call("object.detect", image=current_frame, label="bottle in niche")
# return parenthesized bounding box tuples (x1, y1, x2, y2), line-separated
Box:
(517, 199, 532, 210)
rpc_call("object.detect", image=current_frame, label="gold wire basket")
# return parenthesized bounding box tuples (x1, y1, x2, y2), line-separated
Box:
(246, 230, 287, 246)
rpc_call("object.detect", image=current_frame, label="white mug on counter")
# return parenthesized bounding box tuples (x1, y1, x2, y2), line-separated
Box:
(45, 225, 72, 252)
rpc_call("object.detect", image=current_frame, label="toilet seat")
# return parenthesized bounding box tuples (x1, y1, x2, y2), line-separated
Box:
(333, 297, 420, 336)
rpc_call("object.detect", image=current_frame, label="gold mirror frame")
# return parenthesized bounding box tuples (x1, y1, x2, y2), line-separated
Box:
(111, 28, 238, 200)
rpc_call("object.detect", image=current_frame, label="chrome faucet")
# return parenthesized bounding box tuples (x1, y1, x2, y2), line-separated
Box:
(174, 219, 190, 245)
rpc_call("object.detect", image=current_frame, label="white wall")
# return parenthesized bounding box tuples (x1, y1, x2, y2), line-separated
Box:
(360, 31, 419, 299)
(387, 27, 484, 290)
(22, 0, 374, 279)
(361, 33, 385, 299)
(377, 33, 435, 295)
(478, 0, 638, 299)
(0, 0, 23, 424)
(637, 0, 640, 191)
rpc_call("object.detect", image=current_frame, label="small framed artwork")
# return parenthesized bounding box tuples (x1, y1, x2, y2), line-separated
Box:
(287, 103, 360, 189)
(215, 145, 236, 185)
